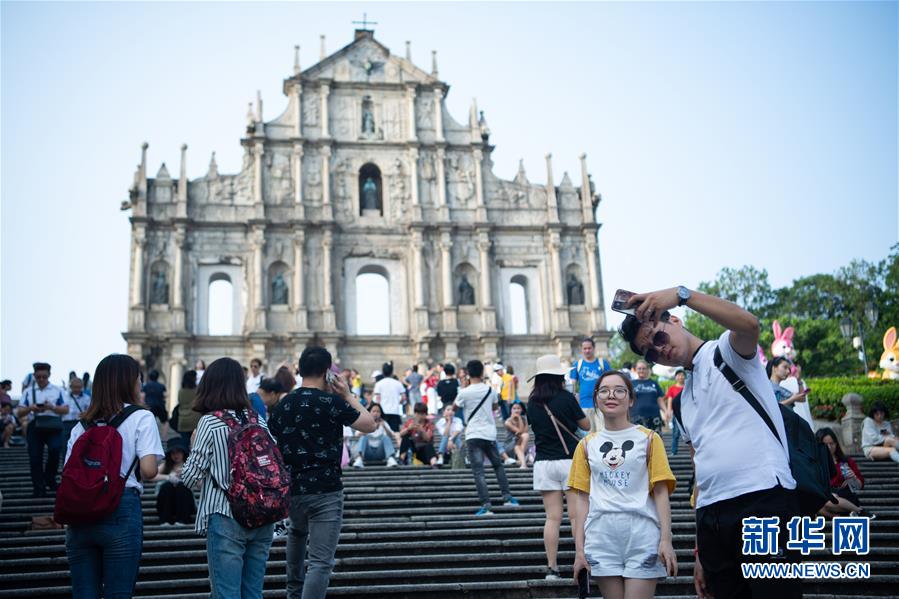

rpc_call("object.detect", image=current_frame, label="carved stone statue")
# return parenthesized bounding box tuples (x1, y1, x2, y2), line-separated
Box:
(566, 273, 585, 305)
(362, 177, 379, 210)
(271, 273, 289, 305)
(151, 270, 169, 305)
(362, 104, 375, 135)
(458, 274, 475, 305)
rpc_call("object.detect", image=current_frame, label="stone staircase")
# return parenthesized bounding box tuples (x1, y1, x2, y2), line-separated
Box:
(1, 419, 897, 598)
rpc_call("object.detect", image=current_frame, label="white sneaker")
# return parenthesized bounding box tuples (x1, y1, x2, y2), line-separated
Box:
(503, 457, 517, 466)
(436, 454, 444, 466)
(386, 456, 398, 467)
(352, 456, 364, 469)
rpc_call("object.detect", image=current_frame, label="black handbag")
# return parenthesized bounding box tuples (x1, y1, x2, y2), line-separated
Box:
(712, 347, 834, 516)
(31, 383, 64, 432)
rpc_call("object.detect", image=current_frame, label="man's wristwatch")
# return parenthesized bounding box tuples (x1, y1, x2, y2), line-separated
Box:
(677, 286, 692, 307)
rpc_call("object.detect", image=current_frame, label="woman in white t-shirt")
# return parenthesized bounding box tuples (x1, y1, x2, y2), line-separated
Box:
(569, 371, 677, 599)
(64, 354, 164, 599)
(352, 403, 400, 467)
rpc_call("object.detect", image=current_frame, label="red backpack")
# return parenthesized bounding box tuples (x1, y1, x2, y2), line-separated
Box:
(54, 405, 145, 525)
(214, 410, 290, 528)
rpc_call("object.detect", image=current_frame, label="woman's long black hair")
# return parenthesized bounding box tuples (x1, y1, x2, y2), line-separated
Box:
(528, 374, 565, 405)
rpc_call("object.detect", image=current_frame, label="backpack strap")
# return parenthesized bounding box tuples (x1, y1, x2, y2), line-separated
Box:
(108, 404, 145, 429)
(672, 390, 684, 438)
(713, 347, 783, 448)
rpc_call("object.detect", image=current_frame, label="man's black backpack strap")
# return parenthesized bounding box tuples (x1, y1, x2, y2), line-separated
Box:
(671, 390, 684, 438)
(713, 347, 833, 515)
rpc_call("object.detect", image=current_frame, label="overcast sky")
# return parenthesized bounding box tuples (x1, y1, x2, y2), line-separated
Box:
(1, 1, 896, 389)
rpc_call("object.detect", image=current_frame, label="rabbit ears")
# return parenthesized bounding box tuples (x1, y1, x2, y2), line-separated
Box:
(773, 320, 795, 342)
(885, 327, 898, 351)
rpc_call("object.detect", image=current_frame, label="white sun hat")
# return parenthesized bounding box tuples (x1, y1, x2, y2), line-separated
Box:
(527, 354, 568, 381)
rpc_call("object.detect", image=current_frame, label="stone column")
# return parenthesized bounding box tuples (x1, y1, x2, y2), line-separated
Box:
(131, 228, 146, 307)
(408, 147, 421, 220)
(547, 231, 567, 331)
(320, 82, 330, 138)
(406, 84, 417, 142)
(292, 82, 303, 138)
(579, 153, 594, 224)
(841, 393, 865, 453)
(410, 230, 428, 332)
(545, 153, 559, 223)
(584, 234, 601, 332)
(168, 355, 184, 413)
(253, 142, 264, 216)
(435, 147, 447, 218)
(433, 88, 444, 142)
(474, 148, 485, 221)
(129, 226, 147, 331)
(322, 230, 336, 330)
(251, 227, 265, 331)
(440, 230, 456, 331)
(172, 227, 186, 331)
(321, 145, 332, 218)
(478, 231, 496, 331)
(176, 144, 188, 218)
(292, 229, 307, 331)
(292, 143, 304, 218)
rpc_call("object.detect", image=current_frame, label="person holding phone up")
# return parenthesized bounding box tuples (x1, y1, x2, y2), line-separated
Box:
(767, 356, 809, 410)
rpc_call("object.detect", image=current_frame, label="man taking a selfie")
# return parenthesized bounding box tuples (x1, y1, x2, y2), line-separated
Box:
(618, 287, 801, 599)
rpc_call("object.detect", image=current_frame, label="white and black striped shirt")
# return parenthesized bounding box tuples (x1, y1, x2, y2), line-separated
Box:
(180, 410, 272, 534)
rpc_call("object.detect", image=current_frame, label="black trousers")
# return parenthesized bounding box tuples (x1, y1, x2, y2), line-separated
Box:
(696, 485, 803, 599)
(156, 482, 196, 524)
(383, 414, 402, 433)
(27, 425, 62, 495)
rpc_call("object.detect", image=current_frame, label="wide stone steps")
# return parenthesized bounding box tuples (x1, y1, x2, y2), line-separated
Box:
(1, 423, 897, 597)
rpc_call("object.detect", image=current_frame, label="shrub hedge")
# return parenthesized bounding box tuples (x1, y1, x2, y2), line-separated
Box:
(655, 375, 899, 422)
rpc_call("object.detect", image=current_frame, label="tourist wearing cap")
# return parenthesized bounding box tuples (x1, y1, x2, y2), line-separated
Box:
(526, 355, 590, 579)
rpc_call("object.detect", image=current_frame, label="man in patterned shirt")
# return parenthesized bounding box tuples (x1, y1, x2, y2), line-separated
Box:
(268, 347, 376, 599)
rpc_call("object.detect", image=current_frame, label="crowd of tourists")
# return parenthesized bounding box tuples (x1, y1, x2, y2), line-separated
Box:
(1, 287, 895, 598)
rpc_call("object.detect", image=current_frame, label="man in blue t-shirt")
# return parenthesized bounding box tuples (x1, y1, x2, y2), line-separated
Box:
(630, 360, 665, 431)
(569, 337, 611, 431)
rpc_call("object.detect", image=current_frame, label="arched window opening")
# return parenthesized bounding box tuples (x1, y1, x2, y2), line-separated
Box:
(356, 271, 390, 334)
(509, 276, 529, 334)
(358, 163, 383, 215)
(208, 274, 234, 335)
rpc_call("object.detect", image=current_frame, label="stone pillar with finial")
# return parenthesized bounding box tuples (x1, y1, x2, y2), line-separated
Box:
(431, 50, 439, 78)
(176, 144, 188, 218)
(545, 153, 559, 223)
(320, 35, 326, 61)
(292, 45, 303, 138)
(405, 40, 412, 61)
(469, 98, 479, 143)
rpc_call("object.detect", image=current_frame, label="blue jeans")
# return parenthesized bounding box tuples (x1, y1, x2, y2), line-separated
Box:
(499, 399, 511, 420)
(466, 438, 512, 508)
(206, 513, 274, 599)
(287, 491, 344, 599)
(66, 488, 143, 599)
(671, 420, 681, 455)
(438, 433, 460, 455)
(354, 434, 395, 461)
(27, 424, 63, 495)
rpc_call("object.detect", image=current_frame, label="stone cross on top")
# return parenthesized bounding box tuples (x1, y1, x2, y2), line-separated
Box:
(352, 12, 378, 31)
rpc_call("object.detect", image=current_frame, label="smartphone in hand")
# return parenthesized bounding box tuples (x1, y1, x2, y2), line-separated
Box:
(577, 568, 590, 598)
(611, 289, 637, 316)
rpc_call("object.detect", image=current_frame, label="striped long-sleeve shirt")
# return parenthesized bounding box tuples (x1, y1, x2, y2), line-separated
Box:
(180, 410, 272, 534)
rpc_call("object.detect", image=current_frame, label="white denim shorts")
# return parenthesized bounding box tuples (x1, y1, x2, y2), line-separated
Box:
(584, 512, 667, 579)
(533, 459, 573, 491)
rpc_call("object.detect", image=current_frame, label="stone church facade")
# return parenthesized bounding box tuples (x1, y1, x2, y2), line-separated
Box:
(122, 29, 609, 398)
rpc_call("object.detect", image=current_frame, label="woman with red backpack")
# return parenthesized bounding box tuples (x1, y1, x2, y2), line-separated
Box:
(180, 357, 289, 599)
(62, 354, 164, 599)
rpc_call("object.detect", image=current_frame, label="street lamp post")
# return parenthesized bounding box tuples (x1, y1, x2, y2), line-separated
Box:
(840, 302, 880, 375)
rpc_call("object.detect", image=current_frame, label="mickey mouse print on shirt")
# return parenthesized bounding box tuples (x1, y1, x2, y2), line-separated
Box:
(599, 440, 634, 470)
